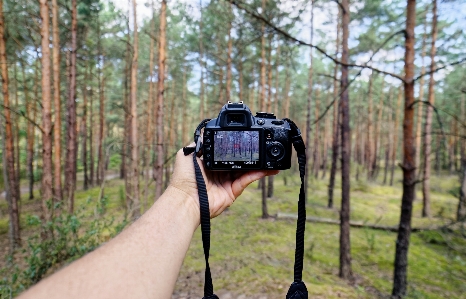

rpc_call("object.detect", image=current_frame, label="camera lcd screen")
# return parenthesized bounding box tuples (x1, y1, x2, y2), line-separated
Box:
(213, 131, 259, 167)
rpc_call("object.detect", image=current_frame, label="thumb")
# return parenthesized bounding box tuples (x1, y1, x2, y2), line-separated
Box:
(231, 170, 280, 198)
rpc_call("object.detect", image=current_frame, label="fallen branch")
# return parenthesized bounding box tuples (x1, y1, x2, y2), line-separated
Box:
(276, 213, 439, 232)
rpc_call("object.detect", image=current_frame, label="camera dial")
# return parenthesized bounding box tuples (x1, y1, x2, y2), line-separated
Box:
(267, 141, 285, 161)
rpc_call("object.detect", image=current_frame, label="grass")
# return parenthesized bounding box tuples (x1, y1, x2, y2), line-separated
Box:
(1, 168, 465, 298)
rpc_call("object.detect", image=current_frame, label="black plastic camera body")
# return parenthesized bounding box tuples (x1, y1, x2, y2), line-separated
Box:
(202, 102, 292, 170)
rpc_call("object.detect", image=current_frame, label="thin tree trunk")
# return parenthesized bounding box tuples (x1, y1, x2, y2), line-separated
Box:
(383, 88, 394, 185)
(21, 60, 34, 200)
(199, 0, 205, 119)
(322, 92, 331, 179)
(89, 71, 95, 187)
(155, 0, 167, 200)
(0, 0, 20, 247)
(129, 0, 141, 219)
(273, 43, 280, 117)
(328, 8, 341, 208)
(339, 0, 352, 280)
(390, 87, 403, 186)
(39, 0, 53, 228)
(51, 0, 63, 202)
(97, 28, 105, 186)
(65, 0, 78, 213)
(372, 79, 384, 180)
(313, 89, 320, 179)
(458, 158, 466, 221)
(13, 64, 20, 199)
(392, 0, 417, 296)
(367, 74, 374, 179)
(421, 0, 437, 218)
(226, 4, 233, 103)
(305, 0, 314, 201)
(82, 65, 89, 190)
(415, 14, 428, 182)
(284, 59, 291, 119)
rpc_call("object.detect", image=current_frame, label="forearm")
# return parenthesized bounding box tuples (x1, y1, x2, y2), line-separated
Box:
(19, 186, 200, 299)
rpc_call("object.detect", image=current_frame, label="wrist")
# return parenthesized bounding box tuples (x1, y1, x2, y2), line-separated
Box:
(164, 185, 200, 227)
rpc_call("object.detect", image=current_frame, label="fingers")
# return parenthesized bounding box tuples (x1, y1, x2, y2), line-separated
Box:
(231, 170, 279, 198)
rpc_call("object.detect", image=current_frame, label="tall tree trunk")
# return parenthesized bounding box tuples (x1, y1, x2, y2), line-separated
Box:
(313, 89, 320, 179)
(305, 0, 314, 201)
(51, 0, 63, 202)
(383, 88, 394, 185)
(22, 60, 35, 200)
(129, 0, 140, 219)
(97, 26, 105, 186)
(0, 0, 20, 248)
(89, 71, 95, 187)
(421, 0, 437, 218)
(339, 0, 352, 280)
(39, 0, 53, 227)
(259, 0, 268, 216)
(458, 158, 466, 221)
(415, 14, 428, 182)
(65, 0, 78, 213)
(392, 0, 417, 296)
(390, 87, 403, 186)
(328, 8, 341, 208)
(13, 64, 20, 199)
(226, 4, 233, 103)
(82, 64, 89, 190)
(273, 43, 280, 117)
(322, 92, 331, 179)
(154, 0, 167, 200)
(366, 74, 374, 178)
(284, 58, 291, 119)
(372, 79, 385, 180)
(199, 0, 205, 119)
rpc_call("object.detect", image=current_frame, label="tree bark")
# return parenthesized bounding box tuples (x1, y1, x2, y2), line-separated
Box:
(366, 74, 374, 178)
(39, 0, 54, 225)
(259, 0, 267, 111)
(371, 79, 385, 180)
(328, 8, 341, 208)
(82, 66, 89, 191)
(226, 3, 233, 103)
(421, 0, 437, 218)
(97, 26, 105, 186)
(313, 89, 320, 179)
(155, 0, 167, 200)
(415, 14, 428, 182)
(199, 0, 205, 119)
(51, 0, 63, 203)
(23, 60, 36, 200)
(89, 69, 95, 187)
(390, 87, 403, 186)
(65, 0, 78, 213)
(339, 0, 352, 280)
(305, 0, 314, 202)
(458, 158, 466, 221)
(0, 0, 21, 247)
(392, 0, 417, 296)
(129, 0, 141, 219)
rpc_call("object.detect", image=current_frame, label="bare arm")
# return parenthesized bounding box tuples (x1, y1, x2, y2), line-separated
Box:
(19, 149, 278, 299)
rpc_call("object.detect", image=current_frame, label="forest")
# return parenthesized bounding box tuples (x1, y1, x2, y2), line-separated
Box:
(0, 0, 465, 298)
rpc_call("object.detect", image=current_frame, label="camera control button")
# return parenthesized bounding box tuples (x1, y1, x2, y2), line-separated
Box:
(257, 119, 265, 125)
(205, 145, 211, 151)
(272, 120, 284, 125)
(205, 130, 211, 136)
(206, 162, 211, 167)
(204, 138, 211, 144)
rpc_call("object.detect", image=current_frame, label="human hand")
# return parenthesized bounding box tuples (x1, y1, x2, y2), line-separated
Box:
(169, 146, 279, 218)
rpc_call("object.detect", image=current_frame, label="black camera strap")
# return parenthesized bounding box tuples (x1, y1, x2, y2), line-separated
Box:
(183, 118, 308, 299)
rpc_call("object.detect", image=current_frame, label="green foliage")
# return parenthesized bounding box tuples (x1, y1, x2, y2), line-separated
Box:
(1, 197, 127, 296)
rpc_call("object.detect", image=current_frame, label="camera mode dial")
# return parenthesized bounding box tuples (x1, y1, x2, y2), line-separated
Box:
(267, 141, 285, 161)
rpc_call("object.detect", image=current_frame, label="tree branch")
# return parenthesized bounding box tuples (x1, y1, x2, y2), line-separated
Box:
(227, 0, 405, 81)
(0, 104, 44, 133)
(413, 56, 466, 82)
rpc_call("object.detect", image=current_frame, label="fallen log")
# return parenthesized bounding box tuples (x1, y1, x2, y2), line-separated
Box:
(275, 213, 438, 232)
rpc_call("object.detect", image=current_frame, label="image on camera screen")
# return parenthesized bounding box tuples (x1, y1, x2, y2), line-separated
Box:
(213, 131, 259, 162)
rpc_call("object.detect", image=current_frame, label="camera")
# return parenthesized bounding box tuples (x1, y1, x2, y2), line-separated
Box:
(202, 101, 292, 170)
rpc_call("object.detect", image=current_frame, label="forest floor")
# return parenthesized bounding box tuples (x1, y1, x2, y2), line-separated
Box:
(0, 168, 465, 298)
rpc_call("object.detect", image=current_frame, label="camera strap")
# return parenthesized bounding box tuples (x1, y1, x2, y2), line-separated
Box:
(183, 118, 308, 299)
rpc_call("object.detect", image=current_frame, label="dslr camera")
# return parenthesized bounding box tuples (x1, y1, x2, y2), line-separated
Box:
(202, 101, 292, 170)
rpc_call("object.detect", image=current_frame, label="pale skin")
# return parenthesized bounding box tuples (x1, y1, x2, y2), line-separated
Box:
(19, 147, 278, 299)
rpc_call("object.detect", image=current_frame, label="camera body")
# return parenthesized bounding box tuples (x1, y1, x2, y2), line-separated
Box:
(202, 102, 292, 170)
